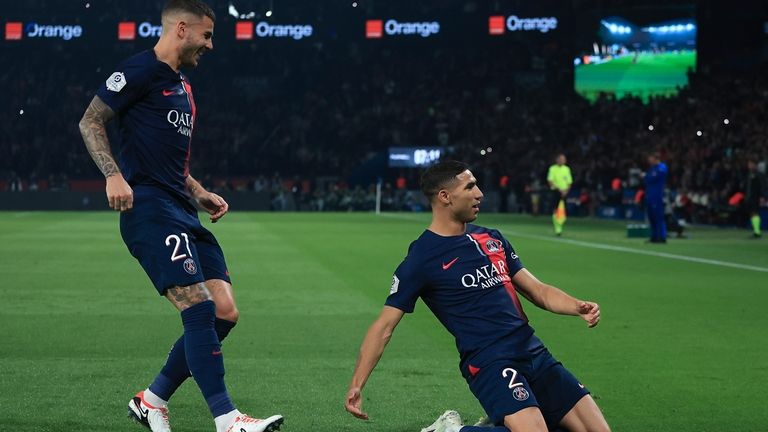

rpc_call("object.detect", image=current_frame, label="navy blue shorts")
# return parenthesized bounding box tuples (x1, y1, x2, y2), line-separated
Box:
(120, 185, 231, 295)
(465, 348, 589, 430)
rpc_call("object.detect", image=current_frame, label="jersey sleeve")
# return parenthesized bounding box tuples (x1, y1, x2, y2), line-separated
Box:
(644, 168, 655, 185)
(565, 166, 573, 186)
(495, 230, 525, 277)
(95, 60, 154, 114)
(546, 165, 555, 183)
(384, 254, 425, 313)
(646, 166, 664, 185)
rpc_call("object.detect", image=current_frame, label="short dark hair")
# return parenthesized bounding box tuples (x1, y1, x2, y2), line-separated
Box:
(420, 160, 470, 201)
(162, 0, 216, 22)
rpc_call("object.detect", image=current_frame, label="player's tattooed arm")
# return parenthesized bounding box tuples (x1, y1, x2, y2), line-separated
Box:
(80, 96, 133, 211)
(166, 283, 213, 311)
(187, 175, 230, 223)
(79, 96, 119, 178)
(185, 175, 204, 197)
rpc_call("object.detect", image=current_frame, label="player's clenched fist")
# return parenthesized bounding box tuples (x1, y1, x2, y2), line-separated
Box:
(577, 301, 601, 328)
(345, 387, 369, 420)
(195, 191, 229, 223)
(106, 173, 133, 212)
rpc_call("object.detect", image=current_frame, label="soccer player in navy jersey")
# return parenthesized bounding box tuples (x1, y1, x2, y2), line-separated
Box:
(345, 161, 610, 432)
(78, 1, 282, 431)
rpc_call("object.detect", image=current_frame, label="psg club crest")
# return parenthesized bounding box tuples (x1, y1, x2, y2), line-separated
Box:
(183, 258, 197, 275)
(512, 386, 529, 401)
(485, 239, 503, 253)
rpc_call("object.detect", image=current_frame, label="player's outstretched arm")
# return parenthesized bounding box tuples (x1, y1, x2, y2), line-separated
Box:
(79, 95, 133, 212)
(345, 306, 404, 420)
(186, 175, 229, 223)
(512, 269, 600, 328)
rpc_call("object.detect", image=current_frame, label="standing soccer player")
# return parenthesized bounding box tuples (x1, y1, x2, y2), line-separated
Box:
(644, 153, 668, 243)
(744, 159, 766, 238)
(345, 161, 610, 432)
(547, 154, 572, 236)
(78, 1, 282, 431)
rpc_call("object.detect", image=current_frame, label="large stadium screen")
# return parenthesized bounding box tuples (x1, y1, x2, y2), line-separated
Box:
(574, 13, 697, 102)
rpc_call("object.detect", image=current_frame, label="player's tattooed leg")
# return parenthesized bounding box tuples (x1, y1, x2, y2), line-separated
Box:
(166, 283, 213, 311)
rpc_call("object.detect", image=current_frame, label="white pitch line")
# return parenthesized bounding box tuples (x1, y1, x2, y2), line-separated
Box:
(377, 213, 768, 273)
(502, 230, 768, 273)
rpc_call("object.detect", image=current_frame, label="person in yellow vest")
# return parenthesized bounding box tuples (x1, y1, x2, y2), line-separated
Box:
(547, 154, 573, 236)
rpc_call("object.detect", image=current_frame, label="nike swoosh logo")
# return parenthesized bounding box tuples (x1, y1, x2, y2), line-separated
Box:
(162, 89, 177, 96)
(442, 257, 459, 270)
(212, 350, 222, 356)
(138, 403, 149, 417)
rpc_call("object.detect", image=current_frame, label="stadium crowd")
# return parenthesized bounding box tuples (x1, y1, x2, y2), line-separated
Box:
(2, 17, 766, 224)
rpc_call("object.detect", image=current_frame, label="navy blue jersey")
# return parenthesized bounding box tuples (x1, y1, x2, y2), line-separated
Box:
(96, 50, 197, 203)
(386, 224, 544, 371)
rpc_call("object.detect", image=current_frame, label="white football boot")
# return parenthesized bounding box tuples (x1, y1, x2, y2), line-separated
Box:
(420, 410, 463, 432)
(219, 412, 283, 432)
(473, 415, 495, 427)
(128, 391, 172, 432)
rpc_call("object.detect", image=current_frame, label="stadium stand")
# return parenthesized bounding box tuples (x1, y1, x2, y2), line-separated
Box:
(1, 1, 766, 224)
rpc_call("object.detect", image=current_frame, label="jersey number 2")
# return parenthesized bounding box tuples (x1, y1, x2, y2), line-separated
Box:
(502, 368, 523, 389)
(165, 233, 192, 262)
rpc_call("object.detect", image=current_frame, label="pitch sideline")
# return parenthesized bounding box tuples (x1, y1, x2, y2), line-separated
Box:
(378, 213, 768, 274)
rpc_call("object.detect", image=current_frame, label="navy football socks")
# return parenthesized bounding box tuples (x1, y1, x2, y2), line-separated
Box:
(149, 317, 236, 401)
(178, 300, 235, 417)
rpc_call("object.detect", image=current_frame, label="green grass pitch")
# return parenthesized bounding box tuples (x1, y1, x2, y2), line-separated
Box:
(575, 51, 696, 102)
(1, 211, 766, 431)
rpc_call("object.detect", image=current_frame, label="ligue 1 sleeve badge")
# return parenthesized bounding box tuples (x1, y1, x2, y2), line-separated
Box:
(106, 72, 127, 92)
(390, 275, 400, 294)
(183, 258, 197, 275)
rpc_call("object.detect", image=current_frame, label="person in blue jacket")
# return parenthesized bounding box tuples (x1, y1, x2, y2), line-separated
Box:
(644, 152, 668, 243)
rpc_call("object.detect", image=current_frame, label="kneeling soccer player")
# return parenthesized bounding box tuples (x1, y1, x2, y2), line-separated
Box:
(344, 161, 610, 432)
